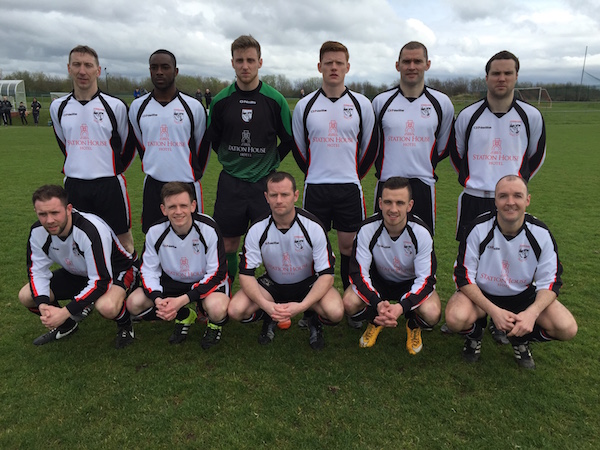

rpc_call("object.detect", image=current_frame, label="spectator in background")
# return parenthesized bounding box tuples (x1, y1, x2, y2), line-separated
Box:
(18, 102, 28, 125)
(31, 98, 42, 126)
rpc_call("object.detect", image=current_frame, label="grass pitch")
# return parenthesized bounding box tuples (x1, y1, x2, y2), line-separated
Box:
(0, 102, 599, 449)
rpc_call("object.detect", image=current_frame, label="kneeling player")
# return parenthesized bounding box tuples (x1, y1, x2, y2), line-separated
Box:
(18, 185, 137, 349)
(127, 182, 229, 349)
(343, 177, 441, 354)
(228, 172, 344, 350)
(445, 175, 577, 369)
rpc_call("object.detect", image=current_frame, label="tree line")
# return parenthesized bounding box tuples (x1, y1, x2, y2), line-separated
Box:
(3, 70, 599, 102)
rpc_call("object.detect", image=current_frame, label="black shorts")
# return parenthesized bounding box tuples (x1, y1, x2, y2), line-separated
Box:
(213, 171, 270, 237)
(303, 183, 365, 232)
(257, 274, 317, 303)
(65, 175, 131, 235)
(48, 268, 89, 300)
(114, 265, 139, 295)
(142, 176, 203, 233)
(456, 192, 496, 241)
(157, 274, 229, 302)
(375, 178, 435, 234)
(484, 286, 536, 314)
(370, 270, 414, 304)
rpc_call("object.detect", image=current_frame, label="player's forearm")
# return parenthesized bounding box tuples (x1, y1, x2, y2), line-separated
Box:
(459, 283, 498, 316)
(300, 274, 334, 309)
(239, 275, 271, 311)
(526, 289, 557, 318)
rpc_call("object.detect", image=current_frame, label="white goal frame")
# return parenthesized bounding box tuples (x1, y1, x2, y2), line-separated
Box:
(515, 87, 552, 108)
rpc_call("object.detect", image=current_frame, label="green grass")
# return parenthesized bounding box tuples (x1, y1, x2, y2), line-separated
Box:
(0, 102, 599, 449)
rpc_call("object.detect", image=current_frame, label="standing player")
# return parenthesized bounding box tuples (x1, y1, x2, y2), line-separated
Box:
(129, 49, 209, 233)
(228, 172, 343, 350)
(18, 185, 137, 348)
(292, 41, 378, 302)
(49, 45, 136, 254)
(445, 176, 577, 369)
(343, 177, 440, 354)
(372, 41, 454, 233)
(207, 35, 294, 285)
(448, 50, 546, 343)
(31, 97, 42, 126)
(127, 182, 230, 349)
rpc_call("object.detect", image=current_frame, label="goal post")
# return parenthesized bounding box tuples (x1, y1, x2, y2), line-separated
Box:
(515, 87, 552, 108)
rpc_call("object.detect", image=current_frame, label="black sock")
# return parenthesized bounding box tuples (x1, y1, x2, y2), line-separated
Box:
(176, 307, 191, 321)
(241, 309, 265, 323)
(114, 303, 132, 328)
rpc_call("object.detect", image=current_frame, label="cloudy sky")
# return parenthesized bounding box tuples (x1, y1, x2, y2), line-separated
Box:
(1, 0, 599, 87)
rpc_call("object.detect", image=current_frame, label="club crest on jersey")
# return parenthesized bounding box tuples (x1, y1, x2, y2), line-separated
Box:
(173, 109, 184, 123)
(328, 120, 338, 136)
(403, 241, 413, 256)
(518, 245, 530, 261)
(192, 239, 201, 254)
(80, 123, 89, 140)
(294, 236, 304, 251)
(93, 108, 104, 123)
(343, 104, 354, 119)
(242, 108, 253, 123)
(72, 242, 84, 258)
(509, 121, 521, 136)
(421, 104, 432, 118)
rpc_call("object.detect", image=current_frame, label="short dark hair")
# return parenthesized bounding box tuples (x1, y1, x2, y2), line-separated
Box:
(69, 45, 99, 65)
(32, 185, 69, 207)
(149, 49, 177, 67)
(399, 41, 428, 61)
(231, 35, 261, 59)
(485, 50, 520, 75)
(320, 41, 349, 62)
(161, 182, 194, 204)
(382, 176, 412, 199)
(266, 171, 296, 192)
(495, 175, 529, 194)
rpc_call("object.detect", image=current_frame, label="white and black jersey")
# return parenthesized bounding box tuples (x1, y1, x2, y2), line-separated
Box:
(26, 210, 134, 315)
(292, 88, 378, 186)
(450, 97, 546, 194)
(140, 213, 227, 302)
(454, 212, 562, 298)
(350, 213, 436, 312)
(50, 90, 136, 179)
(239, 207, 336, 285)
(372, 86, 453, 185)
(129, 90, 209, 183)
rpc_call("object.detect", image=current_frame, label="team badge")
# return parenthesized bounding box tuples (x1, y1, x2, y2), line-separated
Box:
(294, 236, 304, 251)
(403, 241, 413, 256)
(328, 120, 338, 136)
(72, 242, 84, 258)
(242, 109, 253, 123)
(421, 104, 432, 118)
(173, 109, 184, 123)
(509, 121, 521, 136)
(93, 108, 104, 123)
(405, 120, 415, 136)
(518, 245, 530, 261)
(192, 239, 201, 254)
(343, 104, 354, 119)
(80, 123, 89, 140)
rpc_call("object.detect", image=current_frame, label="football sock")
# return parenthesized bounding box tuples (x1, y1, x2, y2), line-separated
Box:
(114, 302, 132, 328)
(241, 309, 265, 323)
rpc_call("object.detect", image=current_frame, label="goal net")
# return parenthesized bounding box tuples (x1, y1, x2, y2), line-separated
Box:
(515, 87, 552, 108)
